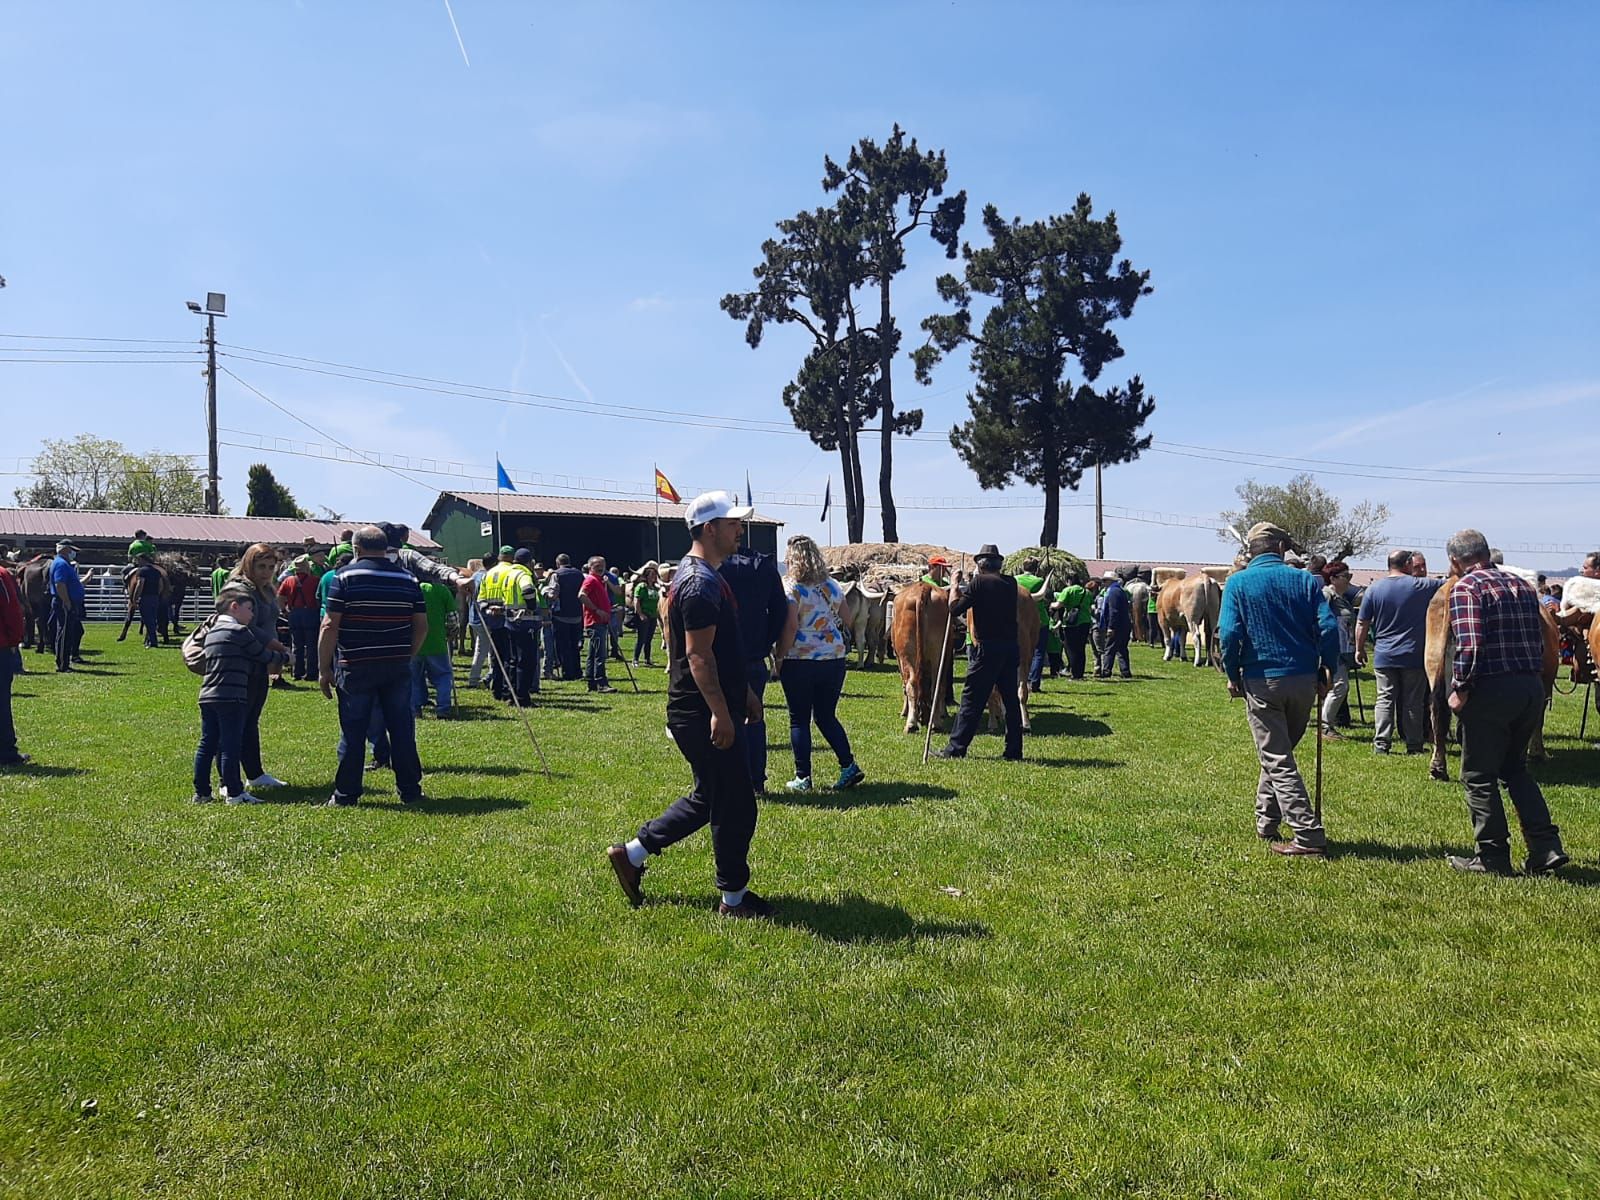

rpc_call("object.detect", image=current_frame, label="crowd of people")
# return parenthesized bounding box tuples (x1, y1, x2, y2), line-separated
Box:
(1, 505, 1596, 906)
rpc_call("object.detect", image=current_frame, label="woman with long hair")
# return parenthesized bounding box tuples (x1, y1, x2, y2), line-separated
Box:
(228, 543, 292, 790)
(772, 535, 863, 792)
(632, 563, 661, 667)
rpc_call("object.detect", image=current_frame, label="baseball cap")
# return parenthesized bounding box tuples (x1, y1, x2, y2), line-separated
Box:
(498, 545, 515, 557)
(685, 490, 754, 529)
(928, 555, 951, 567)
(513, 548, 533, 564)
(1245, 521, 1300, 551)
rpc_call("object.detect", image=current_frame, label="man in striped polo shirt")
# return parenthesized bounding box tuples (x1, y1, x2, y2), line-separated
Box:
(318, 526, 428, 807)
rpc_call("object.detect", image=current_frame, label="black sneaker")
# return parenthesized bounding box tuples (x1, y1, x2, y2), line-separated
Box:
(1447, 854, 1515, 876)
(364, 760, 389, 772)
(324, 794, 359, 808)
(718, 892, 775, 919)
(594, 685, 618, 694)
(1525, 847, 1571, 876)
(931, 747, 966, 760)
(400, 793, 429, 806)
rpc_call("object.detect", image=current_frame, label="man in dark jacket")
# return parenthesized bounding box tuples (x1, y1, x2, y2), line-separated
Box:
(550, 553, 585, 680)
(719, 537, 788, 793)
(934, 544, 1025, 762)
(1095, 571, 1133, 679)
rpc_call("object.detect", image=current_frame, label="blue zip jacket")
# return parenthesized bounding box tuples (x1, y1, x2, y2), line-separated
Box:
(1218, 553, 1340, 683)
(1095, 580, 1131, 632)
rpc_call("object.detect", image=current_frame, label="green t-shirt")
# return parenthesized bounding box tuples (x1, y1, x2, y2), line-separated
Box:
(317, 567, 339, 616)
(419, 582, 454, 658)
(1147, 592, 1158, 613)
(634, 582, 660, 618)
(1016, 573, 1051, 627)
(211, 566, 229, 597)
(129, 538, 155, 562)
(1055, 585, 1093, 627)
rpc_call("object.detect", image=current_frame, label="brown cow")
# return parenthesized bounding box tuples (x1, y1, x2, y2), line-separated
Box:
(1157, 571, 1222, 667)
(1423, 571, 1560, 782)
(979, 583, 1042, 733)
(892, 581, 955, 733)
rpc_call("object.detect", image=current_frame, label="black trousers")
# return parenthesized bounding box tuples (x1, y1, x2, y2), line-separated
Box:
(638, 715, 758, 893)
(556, 621, 582, 680)
(1061, 623, 1090, 679)
(946, 640, 1023, 759)
(54, 607, 83, 671)
(507, 624, 538, 702)
(240, 666, 270, 780)
(139, 595, 162, 648)
(488, 626, 511, 699)
(1097, 626, 1131, 677)
(1459, 672, 1561, 861)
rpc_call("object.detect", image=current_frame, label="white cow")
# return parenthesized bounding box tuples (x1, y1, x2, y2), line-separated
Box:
(840, 581, 892, 667)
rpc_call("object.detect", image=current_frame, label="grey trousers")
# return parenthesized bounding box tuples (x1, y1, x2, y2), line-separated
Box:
(1374, 666, 1428, 752)
(1244, 674, 1326, 847)
(1459, 672, 1561, 861)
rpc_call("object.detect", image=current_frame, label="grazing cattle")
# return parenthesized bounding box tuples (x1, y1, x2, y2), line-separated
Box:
(1157, 570, 1222, 667)
(1423, 571, 1560, 782)
(892, 582, 955, 733)
(978, 583, 1042, 733)
(1127, 579, 1151, 643)
(840, 581, 892, 668)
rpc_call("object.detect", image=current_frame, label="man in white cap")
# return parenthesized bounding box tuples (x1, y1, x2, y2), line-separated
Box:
(607, 491, 773, 918)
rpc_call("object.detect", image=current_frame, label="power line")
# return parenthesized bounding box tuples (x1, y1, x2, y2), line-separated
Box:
(1146, 445, 1598, 486)
(1156, 438, 1600, 480)
(0, 356, 199, 364)
(0, 332, 194, 345)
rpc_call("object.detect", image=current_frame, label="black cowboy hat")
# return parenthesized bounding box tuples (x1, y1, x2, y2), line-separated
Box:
(974, 543, 1003, 566)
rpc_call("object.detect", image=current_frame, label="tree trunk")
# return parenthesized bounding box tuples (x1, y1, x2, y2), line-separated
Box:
(1039, 389, 1061, 547)
(843, 312, 867, 544)
(877, 277, 899, 543)
(1040, 483, 1060, 548)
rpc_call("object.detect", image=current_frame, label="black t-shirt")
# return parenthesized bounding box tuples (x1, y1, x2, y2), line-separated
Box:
(136, 564, 163, 594)
(951, 571, 1019, 643)
(666, 555, 748, 723)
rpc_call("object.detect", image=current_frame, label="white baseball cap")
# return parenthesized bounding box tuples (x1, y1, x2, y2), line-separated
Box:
(684, 490, 754, 528)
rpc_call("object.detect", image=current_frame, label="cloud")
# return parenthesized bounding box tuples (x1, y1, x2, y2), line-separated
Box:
(530, 104, 715, 171)
(629, 294, 669, 312)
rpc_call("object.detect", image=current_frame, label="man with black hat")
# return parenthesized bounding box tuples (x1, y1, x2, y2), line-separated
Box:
(933, 544, 1025, 761)
(1218, 521, 1340, 856)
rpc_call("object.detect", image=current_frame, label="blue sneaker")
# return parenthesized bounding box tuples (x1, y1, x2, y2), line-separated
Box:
(833, 763, 865, 790)
(784, 776, 812, 793)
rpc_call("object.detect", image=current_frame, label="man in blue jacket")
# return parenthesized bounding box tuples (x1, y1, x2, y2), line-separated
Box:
(1219, 522, 1341, 856)
(1095, 570, 1133, 679)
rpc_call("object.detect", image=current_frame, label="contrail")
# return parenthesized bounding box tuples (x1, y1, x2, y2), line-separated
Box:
(442, 0, 471, 66)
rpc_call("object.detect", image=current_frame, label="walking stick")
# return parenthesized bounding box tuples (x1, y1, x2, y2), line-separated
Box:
(617, 646, 640, 694)
(473, 600, 552, 779)
(922, 585, 959, 765)
(1581, 682, 1591, 741)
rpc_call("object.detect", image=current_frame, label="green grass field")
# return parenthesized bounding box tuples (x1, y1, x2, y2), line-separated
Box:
(2, 627, 1598, 1198)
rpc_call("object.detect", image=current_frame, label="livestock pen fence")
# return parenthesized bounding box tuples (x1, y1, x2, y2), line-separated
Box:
(70, 564, 213, 624)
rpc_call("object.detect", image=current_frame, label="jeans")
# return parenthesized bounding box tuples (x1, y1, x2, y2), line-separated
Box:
(633, 615, 658, 663)
(139, 595, 162, 648)
(507, 623, 539, 701)
(744, 657, 770, 789)
(288, 609, 319, 680)
(778, 656, 853, 781)
(1242, 673, 1325, 847)
(412, 652, 454, 715)
(1374, 665, 1428, 752)
(194, 701, 247, 797)
(0, 648, 20, 762)
(609, 610, 624, 658)
(556, 620, 582, 680)
(336, 703, 390, 766)
(946, 640, 1023, 759)
(544, 622, 562, 677)
(585, 625, 610, 688)
(334, 670, 422, 802)
(1097, 625, 1131, 677)
(638, 716, 757, 892)
(468, 627, 491, 686)
(1459, 673, 1561, 862)
(241, 666, 270, 780)
(1061, 623, 1090, 679)
(1320, 662, 1350, 733)
(1027, 639, 1047, 690)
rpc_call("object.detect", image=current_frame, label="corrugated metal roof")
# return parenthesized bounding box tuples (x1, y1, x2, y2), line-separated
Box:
(0, 508, 439, 550)
(435, 491, 783, 525)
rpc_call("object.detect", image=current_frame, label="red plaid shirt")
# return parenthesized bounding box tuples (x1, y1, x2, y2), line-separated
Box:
(1449, 565, 1544, 692)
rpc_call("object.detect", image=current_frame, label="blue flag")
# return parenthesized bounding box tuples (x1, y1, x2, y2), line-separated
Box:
(496, 458, 516, 491)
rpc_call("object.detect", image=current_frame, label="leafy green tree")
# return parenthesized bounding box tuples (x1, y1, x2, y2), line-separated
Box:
(16, 434, 206, 513)
(245, 463, 308, 519)
(913, 196, 1154, 546)
(722, 205, 878, 542)
(1220, 474, 1388, 559)
(823, 125, 965, 542)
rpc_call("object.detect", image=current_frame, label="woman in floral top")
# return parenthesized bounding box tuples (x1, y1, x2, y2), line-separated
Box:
(773, 535, 864, 793)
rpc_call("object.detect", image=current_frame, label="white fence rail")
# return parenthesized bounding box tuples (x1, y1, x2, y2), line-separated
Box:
(70, 564, 213, 624)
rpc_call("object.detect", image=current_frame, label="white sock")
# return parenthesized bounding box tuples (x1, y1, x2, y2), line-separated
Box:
(721, 888, 747, 908)
(625, 839, 647, 868)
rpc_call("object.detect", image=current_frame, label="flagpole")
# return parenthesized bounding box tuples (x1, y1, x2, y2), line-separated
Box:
(653, 464, 661, 563)
(496, 452, 503, 551)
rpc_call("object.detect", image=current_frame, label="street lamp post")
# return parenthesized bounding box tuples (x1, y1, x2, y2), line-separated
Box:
(187, 293, 226, 515)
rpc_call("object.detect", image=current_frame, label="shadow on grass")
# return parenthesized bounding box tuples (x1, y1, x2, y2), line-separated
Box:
(389, 795, 528, 816)
(645, 891, 990, 943)
(1329, 839, 1454, 865)
(1024, 755, 1126, 769)
(424, 763, 529, 777)
(767, 782, 957, 810)
(1532, 753, 1600, 788)
(1024, 711, 1112, 738)
(0, 763, 89, 777)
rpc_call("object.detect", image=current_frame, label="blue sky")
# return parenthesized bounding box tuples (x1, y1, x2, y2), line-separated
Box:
(4, 2, 1597, 566)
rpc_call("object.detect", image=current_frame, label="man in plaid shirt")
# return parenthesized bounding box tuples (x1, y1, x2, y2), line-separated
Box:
(1444, 529, 1568, 876)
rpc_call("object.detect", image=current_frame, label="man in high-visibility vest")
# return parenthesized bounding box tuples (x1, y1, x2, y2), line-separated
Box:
(478, 548, 543, 704)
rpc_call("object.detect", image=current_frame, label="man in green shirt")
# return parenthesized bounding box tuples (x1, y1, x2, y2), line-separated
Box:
(128, 530, 155, 562)
(1146, 588, 1161, 646)
(210, 556, 232, 597)
(413, 579, 456, 717)
(1053, 579, 1095, 680)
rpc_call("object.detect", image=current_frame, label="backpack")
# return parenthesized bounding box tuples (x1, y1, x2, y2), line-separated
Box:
(181, 614, 221, 674)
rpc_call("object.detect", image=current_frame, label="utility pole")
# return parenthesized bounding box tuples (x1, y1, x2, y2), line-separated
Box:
(1094, 459, 1105, 559)
(187, 293, 226, 514)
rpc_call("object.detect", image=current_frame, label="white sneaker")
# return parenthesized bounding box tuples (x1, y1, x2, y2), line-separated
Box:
(249, 774, 287, 789)
(225, 790, 265, 805)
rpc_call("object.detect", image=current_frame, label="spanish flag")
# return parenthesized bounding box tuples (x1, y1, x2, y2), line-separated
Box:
(654, 468, 680, 504)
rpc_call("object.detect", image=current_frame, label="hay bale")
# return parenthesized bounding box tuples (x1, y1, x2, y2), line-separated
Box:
(999, 546, 1089, 585)
(819, 543, 967, 583)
